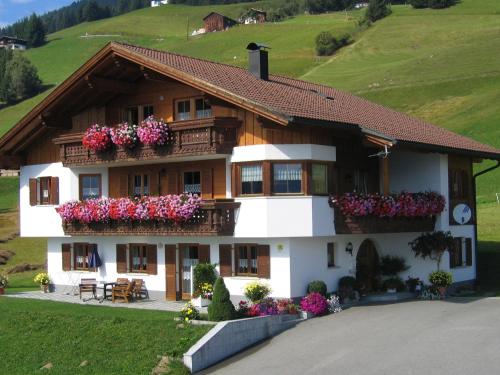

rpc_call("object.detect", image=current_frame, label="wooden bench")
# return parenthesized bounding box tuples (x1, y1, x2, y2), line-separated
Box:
(79, 278, 97, 300)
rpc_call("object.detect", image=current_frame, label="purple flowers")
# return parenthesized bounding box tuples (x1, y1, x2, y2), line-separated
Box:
(300, 292, 329, 316)
(82, 124, 112, 152)
(110, 122, 138, 148)
(330, 191, 445, 218)
(137, 116, 172, 146)
(56, 194, 202, 224)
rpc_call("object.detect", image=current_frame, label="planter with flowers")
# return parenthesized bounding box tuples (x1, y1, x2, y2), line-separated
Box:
(137, 116, 172, 147)
(0, 273, 8, 295)
(110, 122, 138, 149)
(428, 270, 453, 298)
(34, 272, 50, 293)
(179, 302, 200, 323)
(82, 124, 112, 152)
(300, 292, 329, 319)
(192, 282, 213, 308)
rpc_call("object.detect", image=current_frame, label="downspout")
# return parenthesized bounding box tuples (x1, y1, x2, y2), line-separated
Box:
(472, 160, 500, 285)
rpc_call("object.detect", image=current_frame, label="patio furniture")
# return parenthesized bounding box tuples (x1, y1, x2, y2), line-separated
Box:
(132, 278, 149, 300)
(112, 280, 135, 303)
(103, 278, 129, 301)
(79, 278, 97, 301)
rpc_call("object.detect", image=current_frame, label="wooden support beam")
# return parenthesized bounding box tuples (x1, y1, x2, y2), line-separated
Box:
(0, 154, 23, 169)
(85, 75, 134, 94)
(380, 156, 390, 195)
(39, 114, 72, 130)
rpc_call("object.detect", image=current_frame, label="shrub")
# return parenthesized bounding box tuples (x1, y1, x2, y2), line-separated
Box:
(409, 0, 428, 8)
(428, 270, 452, 288)
(0, 52, 42, 103)
(193, 263, 217, 297)
(409, 231, 455, 270)
(365, 0, 392, 23)
(307, 280, 327, 296)
(244, 281, 271, 303)
(380, 255, 410, 276)
(315, 31, 351, 56)
(34, 272, 49, 285)
(208, 277, 236, 321)
(338, 276, 356, 289)
(179, 302, 200, 322)
(383, 277, 405, 291)
(0, 274, 8, 288)
(300, 292, 329, 316)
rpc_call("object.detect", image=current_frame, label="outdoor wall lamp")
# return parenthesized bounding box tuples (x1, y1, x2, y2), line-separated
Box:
(345, 242, 354, 256)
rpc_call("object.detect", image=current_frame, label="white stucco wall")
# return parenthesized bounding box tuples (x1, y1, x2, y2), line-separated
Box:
(20, 163, 108, 237)
(231, 144, 336, 163)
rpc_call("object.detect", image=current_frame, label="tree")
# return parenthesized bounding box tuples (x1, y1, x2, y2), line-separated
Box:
(365, 0, 392, 23)
(0, 53, 42, 104)
(409, 0, 429, 8)
(25, 13, 46, 47)
(315, 31, 350, 56)
(207, 277, 236, 321)
(82, 1, 103, 22)
(408, 231, 455, 270)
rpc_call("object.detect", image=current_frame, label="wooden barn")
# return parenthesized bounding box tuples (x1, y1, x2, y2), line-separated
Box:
(203, 12, 238, 33)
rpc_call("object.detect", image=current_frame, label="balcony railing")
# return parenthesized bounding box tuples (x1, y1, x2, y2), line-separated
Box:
(53, 117, 240, 167)
(61, 200, 240, 236)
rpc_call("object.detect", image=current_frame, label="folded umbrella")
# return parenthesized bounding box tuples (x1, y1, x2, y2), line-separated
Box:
(88, 247, 102, 270)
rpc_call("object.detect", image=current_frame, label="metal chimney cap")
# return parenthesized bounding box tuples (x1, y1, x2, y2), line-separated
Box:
(246, 42, 270, 51)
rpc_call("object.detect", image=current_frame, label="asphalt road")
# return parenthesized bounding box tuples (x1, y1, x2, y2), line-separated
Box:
(203, 298, 500, 375)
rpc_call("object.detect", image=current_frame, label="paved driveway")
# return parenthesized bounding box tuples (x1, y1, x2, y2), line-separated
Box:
(203, 298, 500, 375)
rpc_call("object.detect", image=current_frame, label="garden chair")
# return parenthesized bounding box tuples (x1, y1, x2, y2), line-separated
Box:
(104, 278, 129, 300)
(112, 280, 135, 303)
(79, 278, 97, 301)
(132, 278, 149, 300)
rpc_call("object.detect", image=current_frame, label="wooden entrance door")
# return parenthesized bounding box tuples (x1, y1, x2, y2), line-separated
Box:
(356, 239, 380, 293)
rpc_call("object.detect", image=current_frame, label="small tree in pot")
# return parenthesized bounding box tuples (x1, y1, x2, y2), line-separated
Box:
(409, 231, 455, 270)
(380, 255, 409, 293)
(428, 270, 453, 298)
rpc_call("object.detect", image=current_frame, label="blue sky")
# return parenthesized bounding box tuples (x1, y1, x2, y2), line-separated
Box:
(0, 0, 74, 28)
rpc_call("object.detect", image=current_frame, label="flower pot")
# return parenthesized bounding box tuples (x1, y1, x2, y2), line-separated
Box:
(0, 287, 4, 295)
(41, 284, 49, 293)
(438, 287, 447, 298)
(191, 296, 210, 308)
(387, 288, 397, 294)
(300, 311, 314, 320)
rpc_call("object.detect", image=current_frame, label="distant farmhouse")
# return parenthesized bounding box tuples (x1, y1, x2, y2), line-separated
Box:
(203, 12, 238, 33)
(0, 36, 27, 50)
(151, 0, 168, 6)
(240, 8, 267, 24)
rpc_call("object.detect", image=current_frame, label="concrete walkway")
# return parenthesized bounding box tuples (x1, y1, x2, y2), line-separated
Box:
(203, 298, 500, 375)
(6, 291, 206, 313)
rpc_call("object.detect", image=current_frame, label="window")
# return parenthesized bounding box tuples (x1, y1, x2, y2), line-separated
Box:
(29, 177, 59, 206)
(273, 163, 302, 194)
(39, 177, 51, 205)
(195, 98, 212, 118)
(126, 107, 139, 125)
(450, 169, 469, 200)
(74, 243, 90, 270)
(327, 243, 335, 267)
(311, 164, 328, 195)
(353, 169, 369, 194)
(130, 244, 148, 272)
(241, 164, 263, 195)
(133, 174, 149, 197)
(450, 237, 473, 268)
(143, 105, 154, 119)
(236, 244, 258, 276)
(183, 171, 201, 195)
(176, 100, 191, 121)
(79, 174, 101, 200)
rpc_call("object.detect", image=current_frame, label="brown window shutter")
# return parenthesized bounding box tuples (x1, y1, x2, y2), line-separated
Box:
(231, 164, 238, 197)
(165, 245, 177, 300)
(116, 244, 127, 273)
(219, 244, 232, 277)
(119, 174, 129, 198)
(465, 238, 473, 266)
(262, 161, 271, 195)
(167, 170, 179, 194)
(62, 243, 71, 271)
(201, 167, 213, 199)
(29, 178, 38, 206)
(198, 244, 210, 263)
(49, 177, 59, 205)
(450, 238, 460, 268)
(257, 244, 271, 279)
(147, 245, 158, 275)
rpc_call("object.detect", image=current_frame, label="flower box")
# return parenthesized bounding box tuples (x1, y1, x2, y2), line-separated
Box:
(191, 296, 211, 308)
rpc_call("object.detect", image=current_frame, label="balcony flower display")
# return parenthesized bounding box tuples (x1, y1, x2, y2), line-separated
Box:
(110, 122, 138, 148)
(82, 124, 112, 152)
(56, 194, 202, 224)
(330, 191, 445, 218)
(136, 116, 172, 146)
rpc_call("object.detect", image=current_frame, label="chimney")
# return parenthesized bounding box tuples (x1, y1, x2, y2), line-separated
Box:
(246, 42, 269, 80)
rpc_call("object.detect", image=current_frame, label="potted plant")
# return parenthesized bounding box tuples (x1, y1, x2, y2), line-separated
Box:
(179, 301, 200, 323)
(82, 124, 112, 152)
(244, 281, 271, 304)
(191, 282, 213, 308)
(406, 276, 422, 293)
(191, 263, 217, 308)
(380, 255, 409, 293)
(409, 231, 455, 270)
(34, 272, 50, 293)
(300, 292, 328, 319)
(110, 122, 138, 149)
(383, 277, 404, 293)
(428, 270, 452, 298)
(0, 273, 8, 295)
(136, 116, 172, 147)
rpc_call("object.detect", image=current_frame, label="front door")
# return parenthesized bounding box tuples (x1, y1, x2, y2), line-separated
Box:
(356, 239, 380, 294)
(179, 244, 199, 300)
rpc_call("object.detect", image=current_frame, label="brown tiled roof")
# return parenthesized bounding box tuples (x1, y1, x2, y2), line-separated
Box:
(118, 43, 500, 158)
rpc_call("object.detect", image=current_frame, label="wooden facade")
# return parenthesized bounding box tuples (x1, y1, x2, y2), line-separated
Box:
(203, 12, 238, 33)
(448, 154, 474, 225)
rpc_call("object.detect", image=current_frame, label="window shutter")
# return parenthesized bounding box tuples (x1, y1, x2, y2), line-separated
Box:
(165, 245, 177, 300)
(201, 167, 213, 199)
(257, 244, 271, 279)
(116, 244, 127, 273)
(198, 244, 210, 263)
(147, 245, 158, 275)
(62, 243, 71, 271)
(167, 170, 179, 194)
(219, 244, 232, 277)
(119, 174, 129, 197)
(465, 238, 473, 266)
(49, 177, 59, 205)
(29, 178, 38, 206)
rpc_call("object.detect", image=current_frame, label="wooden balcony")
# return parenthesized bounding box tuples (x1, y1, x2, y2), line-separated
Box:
(53, 117, 240, 167)
(333, 207, 436, 234)
(61, 200, 240, 237)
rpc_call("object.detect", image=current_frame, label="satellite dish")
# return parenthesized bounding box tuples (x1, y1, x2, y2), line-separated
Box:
(452, 203, 472, 225)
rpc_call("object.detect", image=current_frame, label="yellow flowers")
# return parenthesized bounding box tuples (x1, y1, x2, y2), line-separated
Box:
(34, 272, 50, 285)
(244, 281, 271, 303)
(179, 302, 200, 322)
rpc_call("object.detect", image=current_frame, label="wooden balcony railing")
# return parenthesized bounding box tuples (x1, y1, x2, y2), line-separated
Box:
(53, 117, 240, 167)
(61, 200, 240, 236)
(333, 207, 436, 234)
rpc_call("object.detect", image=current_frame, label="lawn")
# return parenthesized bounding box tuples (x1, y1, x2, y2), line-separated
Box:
(0, 298, 210, 374)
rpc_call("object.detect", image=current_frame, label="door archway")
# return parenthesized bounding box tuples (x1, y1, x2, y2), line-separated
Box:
(356, 239, 380, 293)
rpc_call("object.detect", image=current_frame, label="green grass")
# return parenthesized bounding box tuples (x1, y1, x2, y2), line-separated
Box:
(0, 176, 19, 212)
(0, 298, 209, 374)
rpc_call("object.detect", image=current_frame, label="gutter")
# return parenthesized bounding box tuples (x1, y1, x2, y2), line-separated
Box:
(472, 160, 500, 285)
